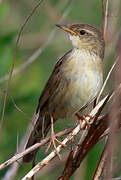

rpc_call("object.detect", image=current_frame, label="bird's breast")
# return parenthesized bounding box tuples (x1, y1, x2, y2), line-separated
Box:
(49, 49, 103, 118)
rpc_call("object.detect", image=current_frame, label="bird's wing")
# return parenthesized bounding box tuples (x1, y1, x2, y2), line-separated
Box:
(36, 49, 72, 113)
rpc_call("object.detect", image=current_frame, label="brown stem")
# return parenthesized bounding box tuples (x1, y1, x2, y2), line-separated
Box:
(0, 127, 74, 171)
(0, 0, 44, 144)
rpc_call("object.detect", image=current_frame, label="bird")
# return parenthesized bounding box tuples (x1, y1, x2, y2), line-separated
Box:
(23, 23, 105, 162)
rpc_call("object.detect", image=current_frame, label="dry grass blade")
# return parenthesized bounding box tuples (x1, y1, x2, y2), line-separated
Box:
(95, 0, 109, 106)
(96, 56, 119, 104)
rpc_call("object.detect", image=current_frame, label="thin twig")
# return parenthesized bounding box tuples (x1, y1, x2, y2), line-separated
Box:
(92, 139, 108, 180)
(22, 83, 121, 179)
(0, 0, 44, 144)
(104, 0, 109, 39)
(1, 119, 35, 180)
(22, 94, 111, 180)
(36, 152, 67, 178)
(1, 84, 121, 178)
(0, 0, 72, 84)
(102, 0, 109, 40)
(105, 46, 121, 180)
(102, 0, 105, 38)
(0, 2, 72, 179)
(58, 83, 121, 180)
(10, 95, 31, 120)
(0, 127, 73, 171)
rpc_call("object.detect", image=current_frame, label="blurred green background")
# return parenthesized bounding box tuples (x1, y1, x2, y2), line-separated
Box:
(0, 0, 121, 179)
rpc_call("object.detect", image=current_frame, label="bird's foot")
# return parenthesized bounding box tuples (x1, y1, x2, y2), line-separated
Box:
(76, 113, 92, 130)
(45, 116, 66, 160)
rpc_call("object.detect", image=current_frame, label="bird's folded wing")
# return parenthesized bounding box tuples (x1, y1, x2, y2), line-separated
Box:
(36, 49, 72, 113)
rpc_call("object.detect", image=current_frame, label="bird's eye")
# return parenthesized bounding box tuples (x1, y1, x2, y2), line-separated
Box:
(80, 30, 86, 35)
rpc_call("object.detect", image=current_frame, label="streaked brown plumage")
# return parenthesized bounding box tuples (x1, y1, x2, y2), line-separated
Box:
(23, 23, 105, 162)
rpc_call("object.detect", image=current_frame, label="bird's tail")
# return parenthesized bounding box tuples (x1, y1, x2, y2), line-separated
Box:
(23, 113, 51, 163)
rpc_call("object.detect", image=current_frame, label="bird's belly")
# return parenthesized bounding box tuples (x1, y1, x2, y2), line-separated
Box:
(49, 69, 103, 119)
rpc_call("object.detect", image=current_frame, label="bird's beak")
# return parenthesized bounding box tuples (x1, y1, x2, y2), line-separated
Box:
(56, 24, 76, 35)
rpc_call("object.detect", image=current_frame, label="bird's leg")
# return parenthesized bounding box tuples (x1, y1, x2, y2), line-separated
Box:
(76, 113, 92, 130)
(46, 116, 65, 160)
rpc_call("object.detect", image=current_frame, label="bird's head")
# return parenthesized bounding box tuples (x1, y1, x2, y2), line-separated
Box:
(56, 23, 105, 59)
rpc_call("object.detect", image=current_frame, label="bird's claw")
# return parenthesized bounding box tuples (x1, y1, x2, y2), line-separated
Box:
(45, 116, 66, 160)
(46, 132, 65, 160)
(76, 113, 92, 130)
